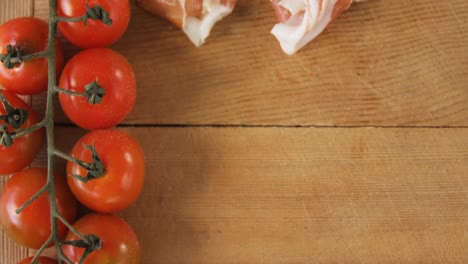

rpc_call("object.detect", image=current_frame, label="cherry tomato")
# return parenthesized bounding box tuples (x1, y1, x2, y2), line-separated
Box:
(18, 256, 57, 264)
(67, 129, 144, 213)
(58, 48, 136, 130)
(0, 89, 43, 175)
(0, 17, 64, 95)
(63, 214, 140, 264)
(57, 0, 130, 48)
(0, 168, 78, 249)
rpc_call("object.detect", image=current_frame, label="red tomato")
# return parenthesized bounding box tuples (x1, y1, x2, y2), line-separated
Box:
(18, 256, 57, 264)
(0, 168, 78, 249)
(63, 214, 140, 264)
(57, 0, 130, 48)
(0, 89, 43, 175)
(67, 129, 144, 213)
(58, 48, 136, 130)
(0, 17, 64, 95)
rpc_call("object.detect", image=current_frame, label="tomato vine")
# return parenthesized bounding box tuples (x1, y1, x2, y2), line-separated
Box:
(0, 1, 120, 263)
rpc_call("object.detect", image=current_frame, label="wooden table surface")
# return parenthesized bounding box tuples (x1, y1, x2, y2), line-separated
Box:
(1, 0, 467, 263)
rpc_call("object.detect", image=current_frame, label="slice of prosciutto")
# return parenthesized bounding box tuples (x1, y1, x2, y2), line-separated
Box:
(136, 0, 237, 46)
(270, 0, 353, 55)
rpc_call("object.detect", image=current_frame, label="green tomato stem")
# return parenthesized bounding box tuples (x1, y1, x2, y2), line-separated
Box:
(14, 184, 48, 214)
(55, 82, 107, 105)
(55, 16, 85, 23)
(4, 1, 113, 262)
(54, 147, 106, 183)
(54, 85, 88, 97)
(29, 235, 53, 264)
(43, 1, 71, 263)
(55, 3, 113, 26)
(11, 120, 44, 139)
(12, 50, 49, 64)
(0, 47, 48, 68)
(56, 213, 90, 243)
(53, 149, 78, 163)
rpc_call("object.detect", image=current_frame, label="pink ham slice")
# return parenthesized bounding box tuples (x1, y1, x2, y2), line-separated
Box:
(270, 0, 353, 54)
(136, 0, 237, 46)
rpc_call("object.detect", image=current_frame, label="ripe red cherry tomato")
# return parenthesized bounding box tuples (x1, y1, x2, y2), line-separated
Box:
(58, 48, 136, 130)
(0, 17, 64, 95)
(57, 0, 130, 48)
(63, 214, 140, 264)
(0, 168, 78, 249)
(18, 256, 57, 264)
(0, 89, 43, 175)
(67, 129, 145, 213)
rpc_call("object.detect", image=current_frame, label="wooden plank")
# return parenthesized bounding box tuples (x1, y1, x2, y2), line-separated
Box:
(0, 0, 33, 22)
(33, 0, 468, 126)
(0, 1, 35, 263)
(44, 127, 467, 263)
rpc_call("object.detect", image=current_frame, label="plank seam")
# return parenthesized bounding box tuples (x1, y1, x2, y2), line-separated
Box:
(54, 123, 468, 129)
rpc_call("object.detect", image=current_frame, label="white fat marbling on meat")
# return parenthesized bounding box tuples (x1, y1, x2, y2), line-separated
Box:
(271, 0, 338, 55)
(182, 0, 233, 46)
(278, 0, 307, 16)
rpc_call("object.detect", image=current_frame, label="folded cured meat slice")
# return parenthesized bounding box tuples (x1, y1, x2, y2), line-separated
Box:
(136, 0, 237, 46)
(270, 0, 353, 54)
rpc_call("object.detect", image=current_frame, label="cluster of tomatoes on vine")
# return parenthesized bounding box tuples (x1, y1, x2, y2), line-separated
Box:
(0, 1, 144, 263)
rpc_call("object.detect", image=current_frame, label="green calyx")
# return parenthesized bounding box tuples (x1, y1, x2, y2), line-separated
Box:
(85, 80, 106, 105)
(61, 234, 102, 264)
(0, 45, 22, 69)
(71, 144, 105, 183)
(83, 3, 113, 26)
(0, 124, 13, 147)
(0, 93, 29, 129)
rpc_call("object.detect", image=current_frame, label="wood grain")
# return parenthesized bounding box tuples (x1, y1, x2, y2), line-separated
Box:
(0, 1, 34, 263)
(46, 127, 467, 264)
(0, 0, 33, 22)
(33, 0, 468, 126)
